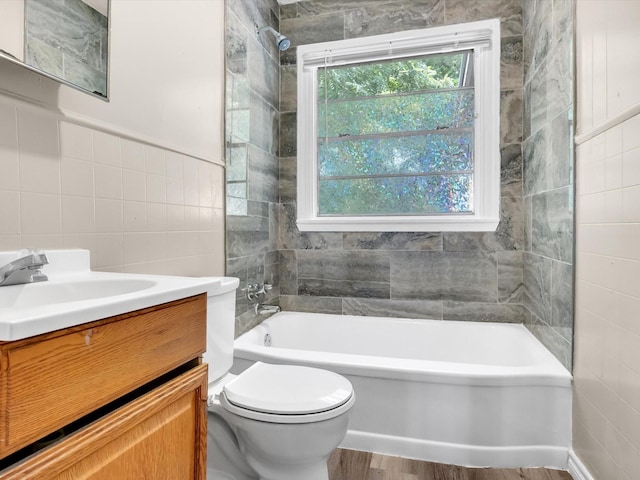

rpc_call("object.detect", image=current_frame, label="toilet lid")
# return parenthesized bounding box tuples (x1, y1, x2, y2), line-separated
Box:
(223, 362, 353, 415)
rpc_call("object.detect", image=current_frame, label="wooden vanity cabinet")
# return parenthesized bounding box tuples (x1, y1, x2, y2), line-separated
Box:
(0, 294, 208, 479)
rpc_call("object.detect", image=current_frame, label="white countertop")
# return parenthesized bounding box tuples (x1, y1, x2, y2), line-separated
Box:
(0, 249, 221, 341)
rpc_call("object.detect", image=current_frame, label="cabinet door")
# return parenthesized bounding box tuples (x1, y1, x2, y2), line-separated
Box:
(0, 294, 206, 458)
(0, 364, 208, 480)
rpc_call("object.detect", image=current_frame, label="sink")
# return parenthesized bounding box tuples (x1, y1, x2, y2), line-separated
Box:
(0, 278, 157, 308)
(0, 249, 223, 341)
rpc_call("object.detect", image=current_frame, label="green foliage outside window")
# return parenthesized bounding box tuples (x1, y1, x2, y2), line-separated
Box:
(317, 51, 475, 216)
(318, 53, 465, 99)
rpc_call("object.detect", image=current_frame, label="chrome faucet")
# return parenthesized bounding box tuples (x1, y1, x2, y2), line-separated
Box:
(0, 251, 49, 286)
(255, 303, 281, 315)
(244, 282, 273, 301)
(244, 282, 281, 315)
(253, 283, 282, 315)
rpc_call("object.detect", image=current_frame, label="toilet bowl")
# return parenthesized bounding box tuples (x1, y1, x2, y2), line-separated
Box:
(203, 278, 354, 480)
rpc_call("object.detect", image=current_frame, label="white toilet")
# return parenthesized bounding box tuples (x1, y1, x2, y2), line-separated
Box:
(203, 277, 355, 480)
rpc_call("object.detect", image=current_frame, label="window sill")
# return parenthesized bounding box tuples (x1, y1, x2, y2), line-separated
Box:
(296, 216, 500, 232)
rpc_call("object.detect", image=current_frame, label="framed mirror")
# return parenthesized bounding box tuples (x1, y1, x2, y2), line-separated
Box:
(0, 0, 110, 100)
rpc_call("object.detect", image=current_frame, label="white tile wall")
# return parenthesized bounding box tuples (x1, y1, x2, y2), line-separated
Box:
(0, 95, 225, 276)
(576, 2, 640, 474)
(577, 1, 640, 134)
(574, 114, 640, 479)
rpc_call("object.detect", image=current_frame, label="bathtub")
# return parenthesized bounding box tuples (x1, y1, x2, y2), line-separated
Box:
(232, 311, 572, 469)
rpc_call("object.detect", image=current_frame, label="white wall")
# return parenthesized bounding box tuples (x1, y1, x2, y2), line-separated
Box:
(576, 0, 640, 138)
(573, 1, 640, 479)
(0, 0, 226, 276)
(0, 0, 25, 60)
(0, 0, 225, 164)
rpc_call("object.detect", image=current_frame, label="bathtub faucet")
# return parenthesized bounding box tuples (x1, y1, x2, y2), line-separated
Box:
(255, 303, 281, 315)
(244, 282, 281, 315)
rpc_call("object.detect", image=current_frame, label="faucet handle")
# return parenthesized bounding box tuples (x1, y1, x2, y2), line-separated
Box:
(19, 248, 48, 266)
(256, 283, 274, 298)
(30, 254, 48, 269)
(243, 282, 274, 301)
(243, 283, 261, 301)
(242, 283, 259, 292)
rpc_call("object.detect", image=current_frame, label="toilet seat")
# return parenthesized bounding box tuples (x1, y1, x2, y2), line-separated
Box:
(220, 362, 355, 424)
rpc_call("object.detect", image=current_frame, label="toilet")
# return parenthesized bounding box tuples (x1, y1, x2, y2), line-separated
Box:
(203, 277, 355, 480)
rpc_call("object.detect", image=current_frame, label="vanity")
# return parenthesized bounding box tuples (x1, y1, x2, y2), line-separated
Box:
(0, 250, 217, 479)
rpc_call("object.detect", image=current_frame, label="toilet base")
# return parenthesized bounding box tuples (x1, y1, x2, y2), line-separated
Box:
(248, 459, 329, 480)
(208, 407, 335, 480)
(206, 467, 239, 480)
(207, 412, 257, 480)
(230, 409, 350, 480)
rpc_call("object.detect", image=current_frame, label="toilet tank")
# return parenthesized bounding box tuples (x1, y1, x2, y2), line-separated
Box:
(203, 277, 240, 386)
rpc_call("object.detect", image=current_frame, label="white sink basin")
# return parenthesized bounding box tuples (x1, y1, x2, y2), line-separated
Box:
(0, 278, 157, 308)
(0, 249, 223, 341)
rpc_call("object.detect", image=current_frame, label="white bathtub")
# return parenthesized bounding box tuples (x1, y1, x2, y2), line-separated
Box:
(232, 311, 572, 469)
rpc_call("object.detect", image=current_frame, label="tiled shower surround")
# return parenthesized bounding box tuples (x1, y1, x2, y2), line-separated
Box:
(278, 2, 528, 328)
(522, 1, 574, 369)
(225, 0, 574, 369)
(225, 0, 282, 333)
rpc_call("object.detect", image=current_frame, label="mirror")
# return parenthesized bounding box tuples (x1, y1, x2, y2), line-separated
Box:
(0, 0, 109, 100)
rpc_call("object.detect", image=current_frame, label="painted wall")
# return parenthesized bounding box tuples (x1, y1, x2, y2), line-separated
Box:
(0, 0, 226, 276)
(573, 1, 640, 477)
(225, 0, 281, 333)
(0, 0, 225, 163)
(521, 1, 574, 369)
(275, 1, 528, 334)
(0, 0, 24, 60)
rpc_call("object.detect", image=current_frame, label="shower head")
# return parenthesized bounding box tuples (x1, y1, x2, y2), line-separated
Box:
(256, 25, 291, 51)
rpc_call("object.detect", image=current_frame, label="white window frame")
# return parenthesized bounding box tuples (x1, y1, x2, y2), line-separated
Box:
(296, 19, 501, 232)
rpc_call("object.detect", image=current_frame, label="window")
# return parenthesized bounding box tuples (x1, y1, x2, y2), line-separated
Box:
(296, 19, 501, 232)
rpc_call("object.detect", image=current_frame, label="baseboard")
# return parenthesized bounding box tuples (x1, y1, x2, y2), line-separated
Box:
(340, 430, 569, 470)
(568, 449, 594, 480)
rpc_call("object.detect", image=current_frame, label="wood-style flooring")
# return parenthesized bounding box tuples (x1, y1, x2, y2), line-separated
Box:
(328, 449, 574, 480)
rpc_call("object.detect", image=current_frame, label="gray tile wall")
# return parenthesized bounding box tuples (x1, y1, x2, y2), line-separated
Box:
(522, 0, 574, 370)
(276, 0, 529, 328)
(226, 0, 575, 371)
(225, 0, 282, 334)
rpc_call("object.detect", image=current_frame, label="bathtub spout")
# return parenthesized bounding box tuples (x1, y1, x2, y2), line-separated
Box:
(255, 303, 281, 315)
